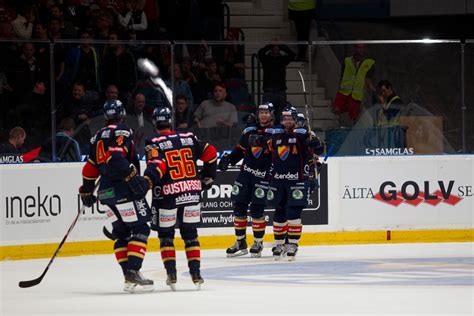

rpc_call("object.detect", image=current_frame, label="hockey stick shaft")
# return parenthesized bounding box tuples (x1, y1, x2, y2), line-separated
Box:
(297, 70, 312, 134)
(18, 183, 98, 288)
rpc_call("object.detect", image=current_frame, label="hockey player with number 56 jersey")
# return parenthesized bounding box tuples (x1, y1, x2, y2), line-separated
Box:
(144, 106, 217, 290)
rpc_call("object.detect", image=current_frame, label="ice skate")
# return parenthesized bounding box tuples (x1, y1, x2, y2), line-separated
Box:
(124, 270, 154, 293)
(166, 272, 177, 291)
(249, 241, 263, 258)
(226, 239, 248, 257)
(191, 272, 204, 290)
(285, 243, 298, 261)
(272, 244, 286, 260)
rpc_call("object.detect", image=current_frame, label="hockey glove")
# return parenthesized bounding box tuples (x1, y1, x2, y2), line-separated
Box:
(79, 185, 97, 207)
(218, 153, 231, 171)
(201, 177, 214, 191)
(124, 169, 151, 197)
(307, 135, 324, 155)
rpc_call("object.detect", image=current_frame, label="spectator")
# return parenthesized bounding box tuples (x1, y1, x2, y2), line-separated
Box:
(63, 29, 101, 93)
(218, 28, 245, 79)
(194, 83, 237, 128)
(116, 0, 148, 40)
(0, 126, 26, 163)
(63, 0, 87, 31)
(101, 30, 137, 100)
(195, 58, 222, 104)
(197, 0, 223, 40)
(175, 95, 194, 132)
(377, 80, 404, 127)
(48, 17, 62, 40)
(13, 43, 45, 98)
(104, 84, 119, 102)
(124, 93, 153, 155)
(333, 44, 376, 123)
(288, 0, 315, 61)
(168, 64, 194, 111)
(181, 56, 198, 84)
(61, 82, 94, 154)
(93, 12, 113, 40)
(11, 5, 35, 39)
(35, 22, 66, 85)
(48, 4, 77, 39)
(39, 117, 82, 162)
(17, 80, 49, 134)
(258, 40, 296, 122)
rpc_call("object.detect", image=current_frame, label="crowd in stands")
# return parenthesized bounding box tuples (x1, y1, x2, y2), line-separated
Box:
(0, 0, 261, 158)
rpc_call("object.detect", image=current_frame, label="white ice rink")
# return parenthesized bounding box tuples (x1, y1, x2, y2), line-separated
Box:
(1, 242, 473, 315)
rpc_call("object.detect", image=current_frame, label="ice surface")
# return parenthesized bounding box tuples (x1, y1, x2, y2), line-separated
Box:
(1, 242, 473, 315)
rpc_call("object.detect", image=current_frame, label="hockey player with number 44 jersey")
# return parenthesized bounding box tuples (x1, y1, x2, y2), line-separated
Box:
(144, 106, 217, 290)
(79, 100, 154, 293)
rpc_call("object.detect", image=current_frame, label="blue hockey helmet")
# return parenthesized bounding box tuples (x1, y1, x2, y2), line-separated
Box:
(152, 106, 172, 129)
(257, 102, 274, 115)
(281, 106, 298, 121)
(103, 100, 126, 120)
(297, 112, 306, 127)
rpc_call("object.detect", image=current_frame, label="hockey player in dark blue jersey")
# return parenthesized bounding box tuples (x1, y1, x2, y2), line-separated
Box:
(144, 106, 217, 290)
(79, 100, 154, 292)
(267, 106, 322, 260)
(218, 102, 274, 258)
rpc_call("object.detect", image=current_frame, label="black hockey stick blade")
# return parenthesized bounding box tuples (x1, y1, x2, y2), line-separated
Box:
(103, 226, 115, 240)
(19, 271, 48, 288)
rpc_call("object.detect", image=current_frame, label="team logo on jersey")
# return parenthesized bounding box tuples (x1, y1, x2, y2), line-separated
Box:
(232, 185, 240, 195)
(267, 190, 274, 201)
(254, 187, 265, 199)
(116, 135, 124, 145)
(251, 146, 263, 158)
(277, 146, 290, 161)
(292, 189, 303, 200)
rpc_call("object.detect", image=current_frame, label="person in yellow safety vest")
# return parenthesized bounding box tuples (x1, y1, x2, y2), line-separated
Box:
(333, 44, 376, 122)
(376, 80, 403, 126)
(288, 0, 316, 61)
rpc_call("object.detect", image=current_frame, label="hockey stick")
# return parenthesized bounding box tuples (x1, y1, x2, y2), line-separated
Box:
(137, 58, 174, 108)
(19, 183, 99, 288)
(297, 70, 312, 134)
(103, 225, 115, 240)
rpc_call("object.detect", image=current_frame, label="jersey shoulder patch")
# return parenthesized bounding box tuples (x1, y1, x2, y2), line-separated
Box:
(295, 128, 308, 135)
(242, 125, 257, 135)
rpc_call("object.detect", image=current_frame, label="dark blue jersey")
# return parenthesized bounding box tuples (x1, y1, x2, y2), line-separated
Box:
(269, 126, 311, 182)
(81, 122, 140, 202)
(228, 123, 273, 178)
(144, 131, 217, 209)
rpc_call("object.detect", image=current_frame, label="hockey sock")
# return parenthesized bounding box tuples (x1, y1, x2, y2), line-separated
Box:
(114, 239, 128, 275)
(234, 216, 247, 240)
(273, 221, 288, 244)
(184, 239, 201, 274)
(251, 217, 266, 242)
(160, 238, 176, 274)
(127, 237, 148, 271)
(288, 219, 302, 244)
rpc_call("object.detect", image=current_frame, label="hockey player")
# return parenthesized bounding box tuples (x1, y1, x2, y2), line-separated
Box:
(267, 106, 322, 260)
(219, 102, 274, 258)
(144, 106, 217, 290)
(79, 100, 153, 292)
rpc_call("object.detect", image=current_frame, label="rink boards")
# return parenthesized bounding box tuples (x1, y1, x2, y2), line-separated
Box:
(0, 155, 473, 260)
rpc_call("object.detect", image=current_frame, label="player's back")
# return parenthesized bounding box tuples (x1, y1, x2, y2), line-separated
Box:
(145, 131, 205, 208)
(89, 123, 135, 181)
